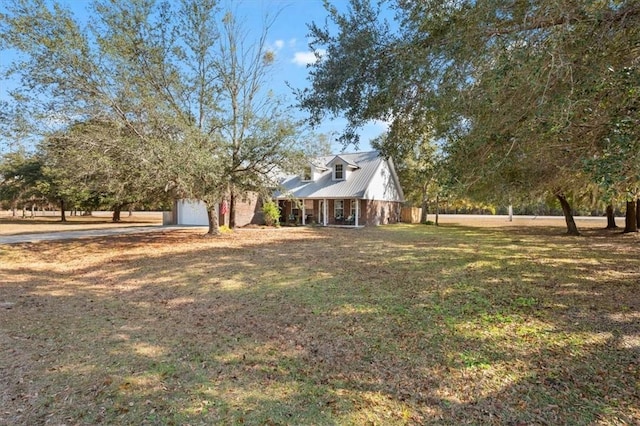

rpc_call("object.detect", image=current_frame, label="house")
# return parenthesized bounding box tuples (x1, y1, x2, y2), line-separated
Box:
(274, 151, 404, 226)
(169, 151, 404, 227)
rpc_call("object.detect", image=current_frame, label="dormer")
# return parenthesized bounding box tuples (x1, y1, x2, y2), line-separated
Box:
(327, 155, 359, 181)
(301, 163, 328, 182)
(302, 166, 312, 181)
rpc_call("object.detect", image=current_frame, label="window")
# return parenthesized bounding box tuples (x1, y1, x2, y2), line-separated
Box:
(302, 166, 312, 181)
(334, 163, 344, 180)
(334, 200, 344, 219)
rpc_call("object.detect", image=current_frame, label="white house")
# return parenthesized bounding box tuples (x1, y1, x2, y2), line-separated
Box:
(171, 151, 404, 227)
(274, 151, 405, 226)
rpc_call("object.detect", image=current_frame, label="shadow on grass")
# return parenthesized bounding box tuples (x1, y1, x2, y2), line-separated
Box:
(1, 224, 638, 424)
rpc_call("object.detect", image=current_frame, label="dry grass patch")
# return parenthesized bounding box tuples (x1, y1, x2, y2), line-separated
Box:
(0, 211, 162, 235)
(1, 224, 639, 425)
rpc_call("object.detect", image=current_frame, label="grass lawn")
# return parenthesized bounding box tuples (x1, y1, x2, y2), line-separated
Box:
(1, 223, 638, 425)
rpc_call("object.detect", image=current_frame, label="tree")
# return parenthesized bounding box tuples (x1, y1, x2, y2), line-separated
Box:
(2, 0, 307, 235)
(605, 204, 618, 230)
(623, 200, 638, 233)
(209, 11, 306, 229)
(371, 131, 443, 224)
(581, 62, 640, 233)
(0, 149, 45, 215)
(40, 119, 171, 222)
(298, 0, 640, 235)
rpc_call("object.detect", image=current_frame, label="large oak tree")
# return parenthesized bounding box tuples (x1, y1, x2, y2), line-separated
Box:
(298, 0, 640, 235)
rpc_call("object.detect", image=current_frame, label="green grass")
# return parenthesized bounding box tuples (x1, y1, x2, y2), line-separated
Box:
(1, 224, 639, 424)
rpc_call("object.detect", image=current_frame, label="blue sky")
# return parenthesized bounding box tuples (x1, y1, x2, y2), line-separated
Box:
(233, 0, 388, 151)
(0, 0, 389, 153)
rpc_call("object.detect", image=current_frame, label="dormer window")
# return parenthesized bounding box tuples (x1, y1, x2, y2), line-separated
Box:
(327, 155, 357, 181)
(302, 166, 312, 181)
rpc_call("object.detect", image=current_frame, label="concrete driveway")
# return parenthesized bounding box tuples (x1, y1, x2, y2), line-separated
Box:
(0, 225, 201, 244)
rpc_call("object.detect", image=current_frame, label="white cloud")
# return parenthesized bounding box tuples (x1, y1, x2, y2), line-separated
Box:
(274, 39, 284, 50)
(292, 49, 325, 66)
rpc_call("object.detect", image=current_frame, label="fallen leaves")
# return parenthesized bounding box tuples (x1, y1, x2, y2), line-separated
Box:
(1, 224, 639, 425)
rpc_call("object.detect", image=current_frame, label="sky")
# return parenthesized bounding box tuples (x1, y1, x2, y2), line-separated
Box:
(0, 0, 390, 154)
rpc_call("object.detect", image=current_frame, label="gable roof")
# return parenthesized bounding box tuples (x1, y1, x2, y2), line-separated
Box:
(326, 154, 359, 169)
(275, 151, 404, 201)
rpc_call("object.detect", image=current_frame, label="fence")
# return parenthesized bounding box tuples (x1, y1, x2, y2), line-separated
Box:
(401, 207, 422, 223)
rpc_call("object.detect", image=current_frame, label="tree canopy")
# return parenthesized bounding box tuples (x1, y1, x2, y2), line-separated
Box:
(299, 0, 640, 234)
(1, 0, 307, 233)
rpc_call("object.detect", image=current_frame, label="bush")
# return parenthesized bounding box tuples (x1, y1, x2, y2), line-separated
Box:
(218, 225, 232, 233)
(262, 201, 280, 227)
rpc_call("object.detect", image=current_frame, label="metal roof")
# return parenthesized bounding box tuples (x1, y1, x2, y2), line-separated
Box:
(275, 151, 403, 201)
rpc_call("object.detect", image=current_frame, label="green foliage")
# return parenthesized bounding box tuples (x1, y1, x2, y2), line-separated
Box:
(300, 0, 640, 232)
(262, 200, 280, 227)
(0, 150, 46, 209)
(1, 0, 308, 234)
(38, 119, 171, 215)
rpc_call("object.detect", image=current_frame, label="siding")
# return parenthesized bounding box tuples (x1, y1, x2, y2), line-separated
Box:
(363, 161, 403, 202)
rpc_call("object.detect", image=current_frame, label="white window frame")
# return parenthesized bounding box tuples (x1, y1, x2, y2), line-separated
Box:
(334, 200, 344, 219)
(334, 163, 344, 180)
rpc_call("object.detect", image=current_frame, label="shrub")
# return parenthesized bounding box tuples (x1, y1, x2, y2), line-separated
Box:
(262, 201, 280, 227)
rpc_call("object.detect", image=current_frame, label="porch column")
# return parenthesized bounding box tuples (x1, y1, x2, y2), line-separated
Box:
(302, 200, 306, 225)
(323, 198, 328, 226)
(355, 198, 359, 227)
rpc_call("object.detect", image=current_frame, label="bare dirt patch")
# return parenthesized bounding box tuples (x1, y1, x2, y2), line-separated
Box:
(1, 225, 638, 424)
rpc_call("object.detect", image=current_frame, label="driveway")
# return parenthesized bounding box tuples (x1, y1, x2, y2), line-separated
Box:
(0, 225, 203, 244)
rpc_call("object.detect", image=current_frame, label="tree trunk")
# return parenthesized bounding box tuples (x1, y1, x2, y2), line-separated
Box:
(112, 205, 122, 222)
(605, 204, 618, 229)
(435, 194, 439, 226)
(229, 189, 236, 228)
(206, 203, 220, 236)
(556, 194, 580, 235)
(623, 200, 638, 233)
(637, 199, 640, 229)
(420, 197, 428, 223)
(60, 198, 66, 222)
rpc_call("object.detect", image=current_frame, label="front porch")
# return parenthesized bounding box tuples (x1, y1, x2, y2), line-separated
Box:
(278, 198, 365, 227)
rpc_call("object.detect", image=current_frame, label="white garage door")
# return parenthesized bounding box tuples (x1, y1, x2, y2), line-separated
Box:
(176, 200, 208, 225)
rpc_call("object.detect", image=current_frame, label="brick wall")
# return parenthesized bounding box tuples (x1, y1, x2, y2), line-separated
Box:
(364, 200, 402, 226)
(219, 193, 264, 227)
